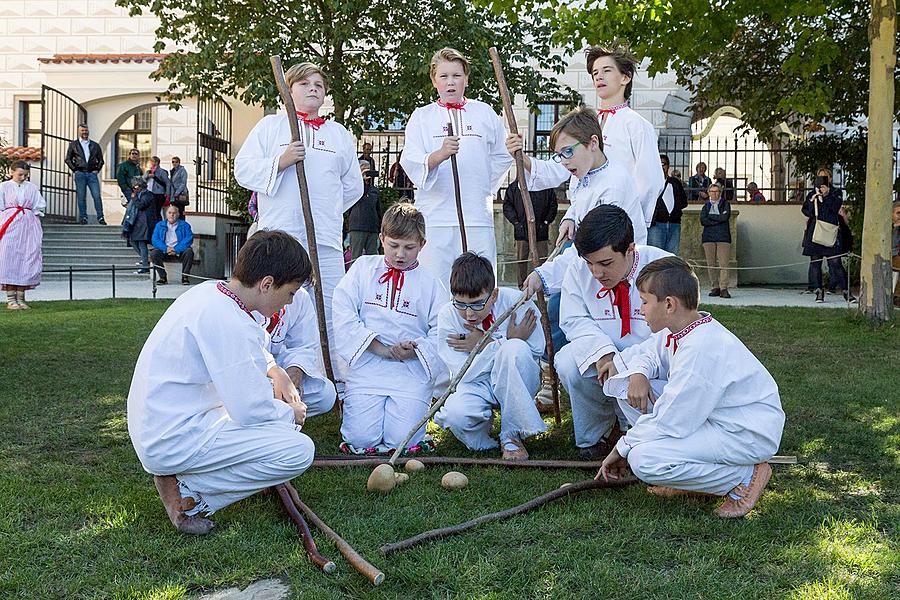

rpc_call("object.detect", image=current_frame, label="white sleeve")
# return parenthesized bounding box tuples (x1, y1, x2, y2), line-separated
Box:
(436, 304, 467, 375)
(518, 299, 546, 359)
(559, 266, 617, 375)
(31, 185, 47, 216)
(276, 293, 324, 380)
(331, 263, 380, 368)
(400, 109, 440, 193)
(534, 244, 577, 296)
(411, 282, 449, 384)
(487, 113, 514, 194)
(616, 351, 718, 458)
(234, 117, 285, 197)
(524, 157, 570, 191)
(194, 314, 294, 426)
(340, 127, 365, 212)
(629, 120, 665, 227)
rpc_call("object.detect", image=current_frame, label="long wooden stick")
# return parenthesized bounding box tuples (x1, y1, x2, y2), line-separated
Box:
(284, 483, 385, 586)
(545, 235, 567, 263)
(314, 456, 603, 469)
(446, 120, 468, 253)
(489, 47, 561, 424)
(269, 56, 334, 383)
(273, 484, 336, 573)
(379, 477, 637, 555)
(388, 290, 532, 466)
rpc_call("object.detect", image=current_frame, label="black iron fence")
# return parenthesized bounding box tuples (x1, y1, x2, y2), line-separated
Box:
(224, 222, 249, 278)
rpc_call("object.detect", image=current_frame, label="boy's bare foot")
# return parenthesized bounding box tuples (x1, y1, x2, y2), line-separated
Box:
(647, 485, 719, 499)
(154, 475, 215, 535)
(714, 463, 772, 518)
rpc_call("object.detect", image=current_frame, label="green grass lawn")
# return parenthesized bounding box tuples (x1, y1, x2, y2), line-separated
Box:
(1, 301, 898, 599)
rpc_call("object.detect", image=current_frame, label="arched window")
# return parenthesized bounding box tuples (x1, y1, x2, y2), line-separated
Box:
(113, 109, 152, 174)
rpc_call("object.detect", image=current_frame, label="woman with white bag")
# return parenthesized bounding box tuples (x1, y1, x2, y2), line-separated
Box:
(802, 170, 850, 303)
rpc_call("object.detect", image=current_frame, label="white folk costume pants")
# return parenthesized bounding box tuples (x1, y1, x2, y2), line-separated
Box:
(302, 377, 337, 417)
(556, 344, 665, 448)
(418, 225, 496, 289)
(176, 412, 315, 515)
(616, 399, 761, 496)
(435, 339, 546, 450)
(306, 244, 348, 380)
(340, 393, 431, 450)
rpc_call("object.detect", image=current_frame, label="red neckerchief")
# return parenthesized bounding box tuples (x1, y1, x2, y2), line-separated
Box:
(0, 206, 25, 241)
(665, 314, 713, 354)
(481, 313, 494, 331)
(597, 102, 627, 117)
(296, 111, 326, 130)
(437, 98, 467, 110)
(378, 259, 417, 309)
(597, 280, 631, 338)
(216, 281, 255, 320)
(266, 307, 285, 334)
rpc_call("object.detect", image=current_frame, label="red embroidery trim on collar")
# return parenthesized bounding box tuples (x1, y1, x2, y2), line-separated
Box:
(437, 98, 468, 110)
(665, 314, 712, 354)
(627, 248, 640, 282)
(598, 102, 628, 117)
(216, 281, 254, 319)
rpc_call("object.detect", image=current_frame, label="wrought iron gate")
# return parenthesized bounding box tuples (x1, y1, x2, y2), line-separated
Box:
(39, 85, 87, 220)
(194, 95, 232, 214)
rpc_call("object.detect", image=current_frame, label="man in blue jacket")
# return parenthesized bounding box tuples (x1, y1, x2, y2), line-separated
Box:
(150, 205, 195, 285)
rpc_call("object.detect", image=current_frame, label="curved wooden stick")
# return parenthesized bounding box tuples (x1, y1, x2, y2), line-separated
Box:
(284, 483, 385, 586)
(447, 120, 468, 253)
(379, 477, 638, 555)
(388, 290, 532, 466)
(273, 484, 336, 573)
(269, 55, 334, 383)
(545, 236, 567, 263)
(489, 47, 561, 424)
(313, 455, 603, 469)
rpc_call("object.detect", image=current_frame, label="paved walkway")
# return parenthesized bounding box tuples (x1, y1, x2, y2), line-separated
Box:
(25, 275, 857, 309)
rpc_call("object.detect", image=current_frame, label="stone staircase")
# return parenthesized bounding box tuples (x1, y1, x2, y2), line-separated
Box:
(41, 223, 149, 281)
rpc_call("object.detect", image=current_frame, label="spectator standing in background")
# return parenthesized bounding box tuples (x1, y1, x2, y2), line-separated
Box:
(647, 154, 688, 254)
(502, 180, 558, 287)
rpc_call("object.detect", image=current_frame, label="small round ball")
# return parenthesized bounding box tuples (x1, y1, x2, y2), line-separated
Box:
(367, 464, 397, 493)
(394, 472, 410, 486)
(441, 471, 469, 490)
(404, 459, 426, 473)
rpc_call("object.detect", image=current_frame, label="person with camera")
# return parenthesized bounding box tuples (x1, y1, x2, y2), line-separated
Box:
(347, 160, 383, 260)
(802, 171, 852, 303)
(169, 157, 190, 219)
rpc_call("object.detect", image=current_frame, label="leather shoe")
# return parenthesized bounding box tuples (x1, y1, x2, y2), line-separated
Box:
(647, 485, 719, 499)
(715, 463, 772, 518)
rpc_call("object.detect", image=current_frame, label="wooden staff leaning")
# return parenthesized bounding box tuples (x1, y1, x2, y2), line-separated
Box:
(488, 47, 561, 424)
(269, 56, 334, 383)
(446, 120, 468, 253)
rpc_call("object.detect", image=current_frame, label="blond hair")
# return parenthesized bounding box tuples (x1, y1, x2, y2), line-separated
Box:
(285, 62, 329, 93)
(429, 48, 470, 78)
(381, 202, 426, 242)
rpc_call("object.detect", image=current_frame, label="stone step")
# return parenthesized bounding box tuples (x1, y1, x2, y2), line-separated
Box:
(40, 244, 137, 256)
(42, 253, 142, 266)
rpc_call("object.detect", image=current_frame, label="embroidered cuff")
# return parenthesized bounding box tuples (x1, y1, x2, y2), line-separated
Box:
(615, 436, 632, 459)
(579, 343, 617, 375)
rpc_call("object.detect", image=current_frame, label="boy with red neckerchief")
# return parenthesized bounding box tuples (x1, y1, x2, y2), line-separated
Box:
(235, 62, 363, 377)
(400, 48, 512, 288)
(332, 203, 448, 455)
(597, 257, 785, 518)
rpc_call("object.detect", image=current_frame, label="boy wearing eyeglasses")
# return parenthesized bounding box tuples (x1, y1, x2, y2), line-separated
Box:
(332, 203, 448, 455)
(434, 253, 546, 460)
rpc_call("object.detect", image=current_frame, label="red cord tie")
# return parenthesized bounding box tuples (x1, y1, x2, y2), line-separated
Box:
(378, 267, 405, 309)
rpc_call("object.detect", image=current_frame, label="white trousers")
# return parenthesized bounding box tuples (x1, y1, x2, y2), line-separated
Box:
(305, 244, 348, 380)
(435, 339, 546, 450)
(340, 393, 431, 450)
(617, 399, 760, 495)
(302, 376, 337, 417)
(177, 412, 315, 515)
(418, 225, 496, 290)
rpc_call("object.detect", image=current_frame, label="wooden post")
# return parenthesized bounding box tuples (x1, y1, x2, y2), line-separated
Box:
(859, 0, 896, 321)
(488, 47, 561, 424)
(269, 56, 335, 381)
(447, 120, 468, 252)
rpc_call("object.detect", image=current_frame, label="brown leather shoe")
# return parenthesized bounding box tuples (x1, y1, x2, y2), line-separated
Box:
(501, 437, 529, 461)
(714, 463, 772, 518)
(154, 475, 215, 535)
(647, 485, 720, 499)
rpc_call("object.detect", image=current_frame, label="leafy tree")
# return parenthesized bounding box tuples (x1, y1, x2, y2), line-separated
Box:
(486, 0, 899, 134)
(117, 0, 579, 134)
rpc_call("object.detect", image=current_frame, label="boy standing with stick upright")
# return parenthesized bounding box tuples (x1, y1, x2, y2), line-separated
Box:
(401, 48, 512, 287)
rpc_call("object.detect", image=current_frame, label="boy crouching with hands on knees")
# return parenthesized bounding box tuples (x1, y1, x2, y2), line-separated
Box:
(597, 257, 785, 518)
(435, 253, 547, 460)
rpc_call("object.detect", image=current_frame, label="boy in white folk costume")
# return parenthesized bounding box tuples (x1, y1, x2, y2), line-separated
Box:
(556, 205, 671, 460)
(435, 253, 547, 460)
(333, 203, 448, 454)
(507, 107, 646, 300)
(127, 231, 315, 535)
(234, 62, 363, 374)
(400, 48, 513, 287)
(506, 44, 664, 234)
(597, 257, 785, 518)
(253, 285, 337, 419)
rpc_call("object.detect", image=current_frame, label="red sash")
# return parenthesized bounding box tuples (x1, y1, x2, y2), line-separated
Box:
(0, 206, 25, 242)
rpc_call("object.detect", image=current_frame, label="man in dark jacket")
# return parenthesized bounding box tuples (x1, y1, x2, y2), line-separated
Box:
(347, 160, 382, 259)
(144, 156, 171, 214)
(65, 124, 106, 224)
(648, 154, 688, 254)
(502, 180, 558, 287)
(124, 177, 157, 274)
(714, 167, 736, 202)
(116, 149, 143, 207)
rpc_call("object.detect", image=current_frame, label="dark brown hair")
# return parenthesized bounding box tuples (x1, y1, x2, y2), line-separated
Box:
(449, 252, 495, 297)
(635, 256, 700, 310)
(585, 45, 638, 100)
(232, 230, 312, 287)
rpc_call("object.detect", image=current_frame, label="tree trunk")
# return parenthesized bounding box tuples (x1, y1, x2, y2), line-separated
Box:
(859, 0, 896, 321)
